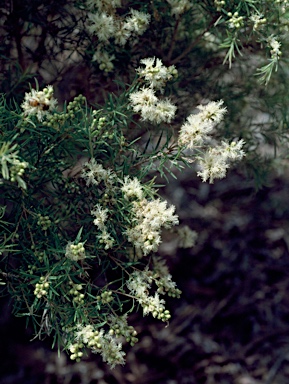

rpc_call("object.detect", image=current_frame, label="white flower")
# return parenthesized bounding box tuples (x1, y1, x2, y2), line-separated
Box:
(74, 324, 125, 368)
(141, 99, 177, 124)
(121, 176, 143, 200)
(220, 139, 246, 161)
(114, 20, 131, 46)
(178, 100, 227, 149)
(98, 333, 125, 368)
(268, 36, 282, 60)
(21, 85, 57, 121)
(75, 324, 95, 344)
(91, 204, 108, 230)
(81, 158, 116, 188)
(129, 88, 177, 124)
(123, 9, 150, 36)
(197, 139, 245, 183)
(197, 100, 227, 124)
(178, 113, 214, 148)
(127, 271, 170, 320)
(125, 198, 178, 256)
(127, 270, 151, 298)
(136, 57, 177, 91)
(87, 12, 116, 42)
(129, 87, 158, 112)
(99, 229, 114, 249)
(197, 148, 230, 183)
(152, 256, 181, 297)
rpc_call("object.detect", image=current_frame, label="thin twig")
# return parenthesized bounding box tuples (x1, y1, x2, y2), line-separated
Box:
(170, 16, 219, 66)
(166, 18, 180, 63)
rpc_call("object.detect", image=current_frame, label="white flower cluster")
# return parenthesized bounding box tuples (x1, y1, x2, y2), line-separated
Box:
(178, 100, 227, 149)
(268, 36, 282, 60)
(121, 176, 143, 200)
(86, 5, 150, 71)
(65, 242, 86, 261)
(152, 257, 182, 298)
(166, 0, 193, 17)
(21, 85, 57, 121)
(70, 324, 125, 367)
(82, 160, 179, 256)
(136, 57, 178, 92)
(81, 158, 116, 188)
(129, 57, 178, 124)
(127, 270, 171, 321)
(197, 140, 245, 183)
(126, 198, 179, 257)
(91, 204, 114, 249)
(178, 100, 245, 183)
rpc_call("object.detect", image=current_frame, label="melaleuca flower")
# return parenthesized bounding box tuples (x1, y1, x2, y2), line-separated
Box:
(136, 57, 177, 91)
(87, 12, 116, 42)
(21, 85, 57, 121)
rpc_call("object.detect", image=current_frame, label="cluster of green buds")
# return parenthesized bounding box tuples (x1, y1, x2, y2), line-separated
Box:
(155, 277, 182, 298)
(69, 324, 102, 357)
(96, 290, 113, 304)
(97, 116, 106, 129)
(31, 245, 46, 262)
(167, 287, 182, 298)
(227, 12, 244, 29)
(86, 329, 102, 349)
(68, 342, 84, 361)
(90, 111, 114, 140)
(250, 14, 267, 31)
(27, 264, 37, 275)
(43, 94, 86, 129)
(152, 307, 171, 322)
(35, 250, 45, 263)
(66, 94, 86, 116)
(37, 214, 51, 230)
(109, 324, 138, 347)
(65, 242, 85, 261)
(69, 281, 85, 304)
(214, 0, 225, 11)
(34, 276, 49, 298)
(9, 159, 28, 182)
